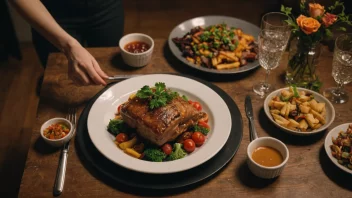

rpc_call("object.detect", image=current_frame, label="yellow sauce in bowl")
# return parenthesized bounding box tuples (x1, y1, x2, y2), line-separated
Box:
(252, 146, 283, 167)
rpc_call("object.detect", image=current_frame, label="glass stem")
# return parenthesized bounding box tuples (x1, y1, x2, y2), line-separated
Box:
(335, 83, 344, 96)
(264, 69, 271, 88)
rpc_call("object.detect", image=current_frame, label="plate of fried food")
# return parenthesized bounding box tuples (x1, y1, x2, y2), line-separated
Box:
(168, 16, 260, 74)
(325, 123, 352, 174)
(87, 74, 232, 174)
(264, 86, 335, 136)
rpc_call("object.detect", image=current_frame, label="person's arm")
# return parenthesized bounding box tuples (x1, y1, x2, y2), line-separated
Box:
(9, 0, 108, 85)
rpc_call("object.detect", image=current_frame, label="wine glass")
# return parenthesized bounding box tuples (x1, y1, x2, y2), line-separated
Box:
(253, 12, 291, 97)
(323, 33, 352, 104)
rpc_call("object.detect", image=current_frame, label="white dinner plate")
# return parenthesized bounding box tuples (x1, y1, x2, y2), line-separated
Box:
(324, 123, 352, 174)
(87, 74, 232, 174)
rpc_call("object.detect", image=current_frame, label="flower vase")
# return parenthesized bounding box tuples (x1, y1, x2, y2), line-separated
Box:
(285, 37, 322, 91)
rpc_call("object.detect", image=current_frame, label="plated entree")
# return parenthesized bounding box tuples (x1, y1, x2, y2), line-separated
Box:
(107, 82, 210, 162)
(330, 124, 352, 170)
(172, 23, 258, 70)
(268, 86, 326, 132)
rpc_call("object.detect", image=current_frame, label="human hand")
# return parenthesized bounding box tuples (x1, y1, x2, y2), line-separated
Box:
(64, 41, 108, 86)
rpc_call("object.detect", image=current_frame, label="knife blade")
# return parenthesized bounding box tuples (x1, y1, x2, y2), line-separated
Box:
(107, 74, 141, 80)
(245, 95, 258, 141)
(245, 95, 254, 119)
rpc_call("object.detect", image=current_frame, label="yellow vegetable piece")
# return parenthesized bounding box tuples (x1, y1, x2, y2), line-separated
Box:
(125, 148, 141, 159)
(119, 136, 138, 150)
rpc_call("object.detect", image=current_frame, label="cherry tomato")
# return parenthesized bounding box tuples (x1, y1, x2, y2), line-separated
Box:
(192, 132, 205, 147)
(162, 143, 173, 155)
(198, 121, 210, 129)
(116, 133, 128, 143)
(192, 101, 202, 111)
(183, 139, 196, 153)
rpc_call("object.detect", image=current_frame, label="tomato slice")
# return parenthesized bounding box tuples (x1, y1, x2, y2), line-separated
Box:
(198, 121, 210, 129)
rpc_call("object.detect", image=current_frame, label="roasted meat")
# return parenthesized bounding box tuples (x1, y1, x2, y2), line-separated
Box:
(120, 96, 205, 146)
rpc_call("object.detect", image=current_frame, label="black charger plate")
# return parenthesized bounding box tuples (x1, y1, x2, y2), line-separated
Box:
(75, 74, 243, 189)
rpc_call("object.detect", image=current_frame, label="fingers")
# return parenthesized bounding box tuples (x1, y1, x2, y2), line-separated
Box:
(69, 62, 91, 85)
(92, 58, 109, 79)
(84, 60, 106, 86)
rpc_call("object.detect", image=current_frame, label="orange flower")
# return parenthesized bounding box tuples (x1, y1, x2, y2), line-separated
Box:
(322, 12, 338, 27)
(296, 15, 321, 35)
(309, 3, 325, 18)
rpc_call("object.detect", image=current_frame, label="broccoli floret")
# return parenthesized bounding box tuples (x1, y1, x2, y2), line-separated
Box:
(167, 143, 187, 161)
(143, 148, 166, 162)
(107, 119, 126, 136)
(192, 125, 210, 135)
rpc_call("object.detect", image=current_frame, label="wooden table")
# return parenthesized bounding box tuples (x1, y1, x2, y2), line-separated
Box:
(19, 38, 352, 197)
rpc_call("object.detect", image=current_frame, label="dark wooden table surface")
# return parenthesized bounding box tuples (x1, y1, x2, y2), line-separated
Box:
(19, 38, 352, 197)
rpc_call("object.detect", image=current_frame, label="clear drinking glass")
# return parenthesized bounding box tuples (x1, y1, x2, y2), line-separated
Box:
(323, 33, 352, 104)
(253, 12, 291, 97)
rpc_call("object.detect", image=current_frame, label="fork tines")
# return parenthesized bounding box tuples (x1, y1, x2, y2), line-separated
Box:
(66, 107, 77, 129)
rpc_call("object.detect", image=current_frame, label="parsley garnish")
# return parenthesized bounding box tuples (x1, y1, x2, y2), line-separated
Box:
(192, 125, 210, 135)
(136, 82, 179, 109)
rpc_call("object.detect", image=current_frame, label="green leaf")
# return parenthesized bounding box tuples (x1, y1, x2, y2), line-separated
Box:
(136, 85, 153, 98)
(325, 29, 333, 38)
(182, 95, 188, 101)
(338, 27, 347, 31)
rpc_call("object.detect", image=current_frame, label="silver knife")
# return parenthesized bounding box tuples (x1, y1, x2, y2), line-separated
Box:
(107, 74, 141, 80)
(245, 95, 258, 141)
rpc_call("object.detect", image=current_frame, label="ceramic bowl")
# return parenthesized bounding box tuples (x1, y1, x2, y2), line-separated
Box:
(247, 137, 289, 179)
(119, 33, 154, 67)
(40, 118, 73, 147)
(264, 87, 335, 136)
(324, 123, 352, 174)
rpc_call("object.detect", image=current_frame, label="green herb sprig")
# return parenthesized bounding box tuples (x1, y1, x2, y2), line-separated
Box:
(136, 82, 179, 109)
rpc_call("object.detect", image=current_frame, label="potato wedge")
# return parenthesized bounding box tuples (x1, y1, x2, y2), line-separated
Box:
(220, 51, 239, 61)
(299, 119, 309, 130)
(315, 103, 325, 113)
(215, 62, 240, 70)
(305, 114, 318, 128)
(280, 103, 287, 116)
(310, 109, 326, 124)
(299, 104, 311, 114)
(272, 101, 286, 109)
(270, 109, 281, 114)
(288, 119, 300, 128)
(272, 114, 290, 126)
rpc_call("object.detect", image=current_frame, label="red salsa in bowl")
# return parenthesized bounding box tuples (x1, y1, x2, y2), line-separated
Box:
(124, 41, 150, 53)
(44, 123, 70, 140)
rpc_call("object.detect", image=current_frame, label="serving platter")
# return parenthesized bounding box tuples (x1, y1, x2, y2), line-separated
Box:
(324, 123, 352, 174)
(87, 74, 232, 174)
(76, 73, 243, 189)
(168, 15, 260, 74)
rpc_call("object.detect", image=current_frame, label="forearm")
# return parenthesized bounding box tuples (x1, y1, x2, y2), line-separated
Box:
(9, 0, 79, 52)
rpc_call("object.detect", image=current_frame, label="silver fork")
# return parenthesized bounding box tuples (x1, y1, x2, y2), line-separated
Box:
(53, 107, 77, 195)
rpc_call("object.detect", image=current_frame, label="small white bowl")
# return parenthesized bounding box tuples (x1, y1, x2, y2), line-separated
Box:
(247, 137, 289, 179)
(119, 33, 154, 67)
(40, 118, 73, 147)
(264, 87, 335, 136)
(324, 123, 352, 174)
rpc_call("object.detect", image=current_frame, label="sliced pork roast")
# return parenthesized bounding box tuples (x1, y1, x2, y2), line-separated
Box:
(120, 96, 205, 146)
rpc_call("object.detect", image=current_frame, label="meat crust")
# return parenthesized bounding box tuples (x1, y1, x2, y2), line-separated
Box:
(120, 96, 205, 146)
